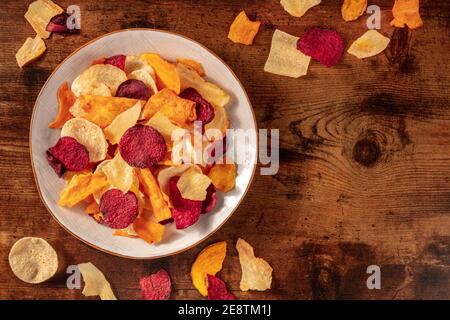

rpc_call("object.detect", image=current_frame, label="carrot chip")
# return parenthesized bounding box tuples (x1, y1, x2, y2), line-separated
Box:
(208, 159, 236, 192)
(140, 53, 181, 94)
(48, 82, 76, 128)
(390, 0, 423, 29)
(59, 173, 108, 207)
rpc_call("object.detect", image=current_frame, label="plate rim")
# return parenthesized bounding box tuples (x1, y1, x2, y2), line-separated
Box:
(29, 28, 258, 259)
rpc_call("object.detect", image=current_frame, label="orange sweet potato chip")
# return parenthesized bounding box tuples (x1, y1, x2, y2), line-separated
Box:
(140, 53, 181, 94)
(48, 82, 76, 128)
(133, 213, 165, 244)
(208, 159, 236, 192)
(176, 58, 205, 77)
(137, 168, 172, 222)
(72, 95, 144, 128)
(341, 0, 367, 22)
(191, 241, 227, 296)
(228, 11, 261, 45)
(390, 0, 423, 29)
(59, 173, 108, 207)
(84, 200, 100, 214)
(142, 88, 196, 126)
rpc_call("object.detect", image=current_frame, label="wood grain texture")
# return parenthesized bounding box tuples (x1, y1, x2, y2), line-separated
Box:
(0, 0, 449, 300)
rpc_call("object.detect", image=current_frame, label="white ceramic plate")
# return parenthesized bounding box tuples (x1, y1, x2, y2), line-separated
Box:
(30, 29, 257, 259)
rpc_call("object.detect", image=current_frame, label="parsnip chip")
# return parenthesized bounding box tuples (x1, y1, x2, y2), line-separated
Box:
(59, 173, 108, 207)
(176, 58, 205, 76)
(341, 0, 367, 22)
(133, 213, 165, 244)
(204, 105, 229, 137)
(103, 101, 141, 145)
(24, 0, 63, 39)
(228, 11, 261, 45)
(72, 64, 127, 96)
(101, 152, 134, 193)
(390, 0, 423, 29)
(236, 238, 272, 291)
(348, 30, 390, 59)
(9, 237, 58, 284)
(128, 69, 158, 95)
(177, 167, 211, 201)
(157, 164, 196, 196)
(137, 168, 172, 222)
(70, 95, 143, 128)
(15, 35, 46, 68)
(48, 82, 76, 128)
(191, 241, 227, 296)
(78, 262, 117, 300)
(280, 0, 321, 17)
(61, 118, 108, 162)
(176, 63, 230, 108)
(146, 111, 185, 147)
(264, 29, 311, 78)
(142, 88, 196, 125)
(208, 159, 236, 192)
(140, 53, 181, 94)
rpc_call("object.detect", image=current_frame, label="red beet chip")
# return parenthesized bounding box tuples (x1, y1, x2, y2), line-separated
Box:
(179, 88, 215, 124)
(297, 28, 345, 68)
(46, 13, 69, 33)
(46, 136, 89, 177)
(116, 79, 150, 100)
(202, 184, 217, 214)
(104, 54, 126, 70)
(207, 275, 236, 300)
(168, 176, 202, 229)
(140, 269, 172, 300)
(99, 189, 138, 229)
(119, 124, 167, 168)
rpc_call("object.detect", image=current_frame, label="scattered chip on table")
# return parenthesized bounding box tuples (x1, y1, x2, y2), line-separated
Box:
(280, 0, 321, 18)
(347, 30, 390, 59)
(15, 35, 46, 68)
(341, 0, 367, 22)
(140, 269, 172, 300)
(390, 0, 423, 29)
(264, 29, 311, 78)
(228, 11, 261, 45)
(25, 0, 64, 39)
(78, 262, 117, 300)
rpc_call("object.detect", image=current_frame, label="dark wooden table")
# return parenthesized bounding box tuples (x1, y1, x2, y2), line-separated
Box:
(1, 0, 449, 300)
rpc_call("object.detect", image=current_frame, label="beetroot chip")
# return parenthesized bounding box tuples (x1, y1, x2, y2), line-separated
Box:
(207, 275, 236, 300)
(179, 88, 215, 124)
(104, 54, 126, 70)
(116, 79, 150, 100)
(46, 136, 89, 177)
(140, 269, 172, 300)
(168, 176, 202, 229)
(46, 13, 78, 33)
(119, 124, 167, 168)
(297, 28, 345, 67)
(99, 189, 138, 229)
(202, 184, 217, 214)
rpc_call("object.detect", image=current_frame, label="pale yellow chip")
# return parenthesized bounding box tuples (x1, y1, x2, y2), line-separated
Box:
(124, 55, 155, 76)
(264, 29, 311, 78)
(78, 262, 117, 300)
(280, 0, 321, 17)
(128, 69, 158, 95)
(348, 30, 390, 59)
(157, 164, 197, 196)
(8, 237, 58, 284)
(72, 64, 127, 97)
(61, 118, 108, 162)
(236, 238, 273, 291)
(176, 166, 211, 201)
(146, 111, 185, 147)
(100, 152, 134, 193)
(103, 101, 141, 145)
(176, 63, 230, 108)
(15, 35, 46, 68)
(24, 0, 63, 39)
(73, 79, 112, 97)
(204, 105, 229, 137)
